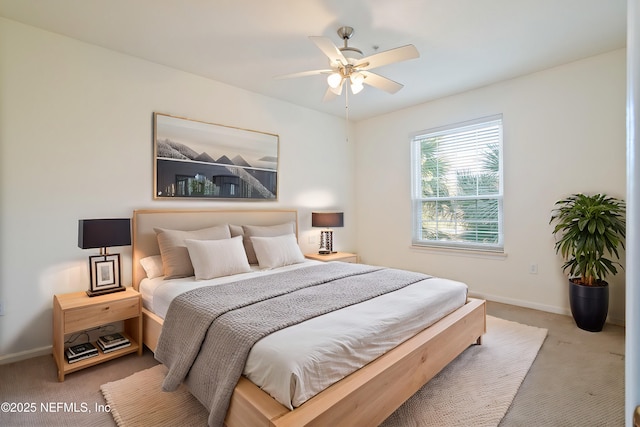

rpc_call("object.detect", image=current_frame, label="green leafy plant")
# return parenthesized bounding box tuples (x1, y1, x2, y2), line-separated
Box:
(550, 194, 626, 286)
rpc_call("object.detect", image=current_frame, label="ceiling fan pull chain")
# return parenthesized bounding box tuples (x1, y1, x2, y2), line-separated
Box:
(345, 88, 350, 142)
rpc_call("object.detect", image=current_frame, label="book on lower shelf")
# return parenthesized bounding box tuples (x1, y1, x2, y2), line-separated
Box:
(97, 340, 131, 353)
(66, 351, 99, 363)
(97, 332, 130, 350)
(66, 342, 98, 363)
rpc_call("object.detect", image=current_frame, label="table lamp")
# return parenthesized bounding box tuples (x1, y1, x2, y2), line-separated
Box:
(78, 218, 131, 296)
(311, 212, 344, 254)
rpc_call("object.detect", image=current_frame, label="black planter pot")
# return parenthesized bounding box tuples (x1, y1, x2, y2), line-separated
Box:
(569, 279, 609, 332)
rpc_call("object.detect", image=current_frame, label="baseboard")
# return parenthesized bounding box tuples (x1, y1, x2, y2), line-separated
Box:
(0, 345, 52, 365)
(470, 291, 625, 326)
(469, 291, 571, 316)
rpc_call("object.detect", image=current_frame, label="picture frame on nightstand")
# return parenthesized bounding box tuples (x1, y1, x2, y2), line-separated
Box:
(88, 254, 122, 295)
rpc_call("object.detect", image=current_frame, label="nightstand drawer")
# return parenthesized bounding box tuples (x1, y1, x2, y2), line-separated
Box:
(64, 297, 139, 333)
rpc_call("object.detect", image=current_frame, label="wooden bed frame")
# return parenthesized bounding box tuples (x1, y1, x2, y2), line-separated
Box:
(132, 208, 486, 427)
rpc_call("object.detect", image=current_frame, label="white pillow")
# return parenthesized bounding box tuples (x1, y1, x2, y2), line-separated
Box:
(250, 234, 305, 269)
(140, 255, 163, 279)
(241, 222, 296, 264)
(185, 236, 251, 280)
(154, 224, 231, 279)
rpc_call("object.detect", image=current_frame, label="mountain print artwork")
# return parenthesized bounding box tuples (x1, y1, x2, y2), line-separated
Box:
(153, 113, 278, 200)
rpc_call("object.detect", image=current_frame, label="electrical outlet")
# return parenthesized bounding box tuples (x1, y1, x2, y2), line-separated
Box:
(0, 300, 4, 316)
(529, 263, 538, 274)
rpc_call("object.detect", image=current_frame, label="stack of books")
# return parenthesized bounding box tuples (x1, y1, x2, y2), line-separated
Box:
(66, 342, 98, 363)
(97, 332, 131, 353)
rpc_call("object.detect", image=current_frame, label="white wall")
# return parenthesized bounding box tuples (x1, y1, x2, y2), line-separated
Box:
(0, 17, 627, 360)
(0, 18, 355, 359)
(355, 49, 627, 322)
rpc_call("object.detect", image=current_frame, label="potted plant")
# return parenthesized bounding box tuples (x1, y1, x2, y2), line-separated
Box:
(550, 193, 625, 332)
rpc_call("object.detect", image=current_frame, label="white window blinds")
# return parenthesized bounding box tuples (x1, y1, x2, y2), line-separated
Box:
(411, 115, 503, 251)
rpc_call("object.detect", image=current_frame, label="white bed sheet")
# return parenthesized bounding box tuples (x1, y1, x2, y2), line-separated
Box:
(140, 261, 468, 409)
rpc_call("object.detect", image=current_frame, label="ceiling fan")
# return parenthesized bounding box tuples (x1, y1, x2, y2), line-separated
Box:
(278, 26, 419, 101)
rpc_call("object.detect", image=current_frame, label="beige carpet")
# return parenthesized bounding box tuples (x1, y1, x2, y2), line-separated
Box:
(101, 316, 547, 426)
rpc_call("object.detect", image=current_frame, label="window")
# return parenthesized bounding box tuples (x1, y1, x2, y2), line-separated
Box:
(411, 115, 503, 252)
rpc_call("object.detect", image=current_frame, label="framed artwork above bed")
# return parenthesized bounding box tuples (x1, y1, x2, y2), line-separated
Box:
(153, 113, 279, 200)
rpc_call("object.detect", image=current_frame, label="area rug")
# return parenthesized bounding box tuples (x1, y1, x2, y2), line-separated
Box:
(101, 316, 547, 427)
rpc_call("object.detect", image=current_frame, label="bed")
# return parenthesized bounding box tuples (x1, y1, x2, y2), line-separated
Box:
(132, 208, 486, 427)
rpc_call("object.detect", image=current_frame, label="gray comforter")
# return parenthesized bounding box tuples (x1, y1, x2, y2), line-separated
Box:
(154, 262, 432, 427)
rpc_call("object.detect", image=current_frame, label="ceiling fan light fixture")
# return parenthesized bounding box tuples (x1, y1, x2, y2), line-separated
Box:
(350, 72, 364, 85)
(327, 72, 342, 89)
(350, 81, 364, 94)
(349, 72, 365, 94)
(329, 82, 344, 96)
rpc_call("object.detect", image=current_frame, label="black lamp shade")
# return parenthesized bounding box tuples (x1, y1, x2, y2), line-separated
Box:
(312, 212, 344, 228)
(78, 218, 131, 249)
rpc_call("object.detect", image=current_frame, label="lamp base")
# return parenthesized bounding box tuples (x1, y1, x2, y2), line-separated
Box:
(319, 230, 335, 254)
(86, 286, 126, 297)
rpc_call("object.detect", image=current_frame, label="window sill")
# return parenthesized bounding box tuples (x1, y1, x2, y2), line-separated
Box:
(410, 244, 507, 259)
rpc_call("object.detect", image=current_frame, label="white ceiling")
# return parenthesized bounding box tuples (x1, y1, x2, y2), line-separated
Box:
(0, 0, 627, 121)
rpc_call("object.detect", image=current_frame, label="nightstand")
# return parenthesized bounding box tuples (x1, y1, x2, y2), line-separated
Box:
(52, 287, 142, 381)
(305, 251, 358, 263)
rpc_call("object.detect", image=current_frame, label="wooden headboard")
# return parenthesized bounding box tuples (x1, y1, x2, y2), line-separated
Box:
(132, 209, 298, 289)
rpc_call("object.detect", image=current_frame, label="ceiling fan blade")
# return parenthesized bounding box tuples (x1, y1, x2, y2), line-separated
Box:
(357, 44, 419, 70)
(274, 69, 333, 79)
(309, 36, 348, 66)
(361, 71, 404, 94)
(323, 87, 338, 102)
